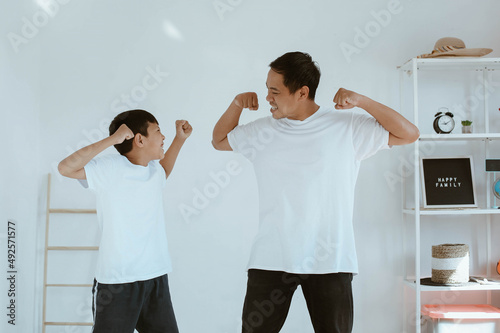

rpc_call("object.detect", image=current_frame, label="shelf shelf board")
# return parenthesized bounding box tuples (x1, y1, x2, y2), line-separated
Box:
(403, 208, 500, 215)
(404, 279, 500, 291)
(419, 133, 500, 141)
(398, 57, 500, 71)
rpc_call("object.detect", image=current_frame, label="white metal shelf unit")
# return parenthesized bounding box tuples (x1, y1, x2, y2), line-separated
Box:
(398, 57, 500, 333)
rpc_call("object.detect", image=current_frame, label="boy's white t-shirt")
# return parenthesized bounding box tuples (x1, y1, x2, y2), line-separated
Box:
(82, 155, 172, 284)
(227, 106, 390, 274)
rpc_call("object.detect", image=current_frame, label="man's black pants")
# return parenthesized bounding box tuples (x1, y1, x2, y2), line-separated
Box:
(242, 269, 353, 333)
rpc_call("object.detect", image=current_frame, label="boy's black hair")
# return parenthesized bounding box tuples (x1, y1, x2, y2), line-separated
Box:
(109, 109, 158, 155)
(269, 51, 321, 100)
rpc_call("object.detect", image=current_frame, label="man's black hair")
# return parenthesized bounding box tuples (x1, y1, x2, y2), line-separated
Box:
(269, 51, 321, 100)
(109, 109, 158, 155)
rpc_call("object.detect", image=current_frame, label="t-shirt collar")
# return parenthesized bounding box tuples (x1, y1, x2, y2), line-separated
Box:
(280, 106, 324, 126)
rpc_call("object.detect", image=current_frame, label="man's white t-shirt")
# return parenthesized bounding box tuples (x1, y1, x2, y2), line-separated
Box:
(82, 154, 172, 284)
(227, 106, 390, 274)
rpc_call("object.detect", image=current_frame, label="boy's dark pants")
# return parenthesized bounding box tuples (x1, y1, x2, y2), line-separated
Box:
(92, 273, 178, 333)
(242, 269, 353, 333)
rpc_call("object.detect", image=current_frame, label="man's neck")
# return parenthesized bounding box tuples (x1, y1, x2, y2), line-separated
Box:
(288, 102, 320, 121)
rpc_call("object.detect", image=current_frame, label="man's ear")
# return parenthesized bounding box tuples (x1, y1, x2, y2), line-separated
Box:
(297, 86, 310, 101)
(134, 133, 144, 148)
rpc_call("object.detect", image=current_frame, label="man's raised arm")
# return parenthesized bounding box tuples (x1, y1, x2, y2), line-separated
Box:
(212, 92, 259, 151)
(333, 88, 420, 146)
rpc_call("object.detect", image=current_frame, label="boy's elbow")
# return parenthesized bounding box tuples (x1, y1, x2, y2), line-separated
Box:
(58, 162, 68, 177)
(58, 161, 77, 178)
(57, 159, 85, 179)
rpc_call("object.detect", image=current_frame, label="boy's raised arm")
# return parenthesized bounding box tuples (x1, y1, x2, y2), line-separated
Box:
(58, 124, 134, 179)
(160, 120, 192, 178)
(212, 92, 258, 151)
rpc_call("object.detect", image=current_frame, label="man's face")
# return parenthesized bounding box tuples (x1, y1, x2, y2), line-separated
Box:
(143, 122, 165, 160)
(265, 69, 300, 120)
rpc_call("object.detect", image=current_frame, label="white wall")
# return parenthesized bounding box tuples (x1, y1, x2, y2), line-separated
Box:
(1, 2, 41, 332)
(2, 0, 500, 332)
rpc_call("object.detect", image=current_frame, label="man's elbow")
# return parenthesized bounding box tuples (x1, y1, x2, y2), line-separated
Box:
(407, 126, 420, 144)
(212, 139, 227, 151)
(212, 136, 233, 151)
(390, 126, 420, 146)
(399, 124, 420, 145)
(211, 140, 219, 150)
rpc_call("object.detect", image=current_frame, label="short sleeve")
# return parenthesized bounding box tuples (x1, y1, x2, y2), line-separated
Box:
(228, 123, 254, 153)
(227, 118, 268, 160)
(351, 112, 390, 161)
(82, 155, 117, 191)
(153, 160, 168, 188)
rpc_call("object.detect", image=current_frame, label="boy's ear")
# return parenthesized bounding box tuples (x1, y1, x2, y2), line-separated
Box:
(134, 133, 145, 147)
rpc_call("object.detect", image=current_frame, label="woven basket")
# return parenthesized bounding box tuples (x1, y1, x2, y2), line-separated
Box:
(431, 244, 469, 284)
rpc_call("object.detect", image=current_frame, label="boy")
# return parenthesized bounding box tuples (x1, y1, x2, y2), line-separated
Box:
(58, 109, 192, 332)
(212, 52, 419, 332)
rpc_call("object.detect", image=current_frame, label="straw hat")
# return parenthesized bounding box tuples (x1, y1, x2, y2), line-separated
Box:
(418, 37, 492, 58)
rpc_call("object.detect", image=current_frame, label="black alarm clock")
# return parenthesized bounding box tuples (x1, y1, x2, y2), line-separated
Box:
(433, 108, 455, 134)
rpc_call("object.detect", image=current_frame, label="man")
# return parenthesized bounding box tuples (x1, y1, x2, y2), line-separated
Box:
(212, 52, 419, 333)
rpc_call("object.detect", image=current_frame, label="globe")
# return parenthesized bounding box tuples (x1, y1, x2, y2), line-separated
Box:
(494, 178, 500, 200)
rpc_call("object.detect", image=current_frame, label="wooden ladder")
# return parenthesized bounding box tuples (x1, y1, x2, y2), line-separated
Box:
(42, 173, 98, 332)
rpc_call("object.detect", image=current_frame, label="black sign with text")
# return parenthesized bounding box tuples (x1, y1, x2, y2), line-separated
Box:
(422, 157, 476, 207)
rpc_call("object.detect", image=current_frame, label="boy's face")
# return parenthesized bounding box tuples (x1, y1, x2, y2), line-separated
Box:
(142, 122, 165, 160)
(265, 69, 301, 120)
